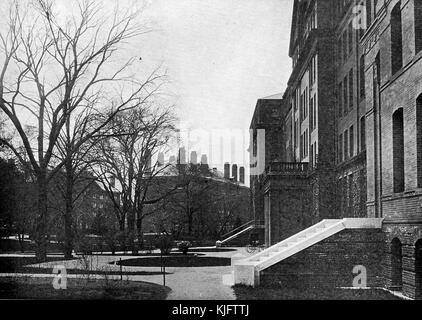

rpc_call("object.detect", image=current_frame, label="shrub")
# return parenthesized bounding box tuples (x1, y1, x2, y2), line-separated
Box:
(154, 234, 173, 255)
(177, 241, 191, 255)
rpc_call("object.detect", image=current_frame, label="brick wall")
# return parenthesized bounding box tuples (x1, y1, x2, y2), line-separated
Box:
(382, 223, 422, 299)
(264, 174, 312, 245)
(260, 229, 385, 289)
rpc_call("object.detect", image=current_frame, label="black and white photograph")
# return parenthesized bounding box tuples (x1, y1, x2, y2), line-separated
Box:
(0, 0, 421, 307)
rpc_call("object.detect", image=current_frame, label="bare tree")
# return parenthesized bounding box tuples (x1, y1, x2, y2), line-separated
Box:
(0, 0, 164, 261)
(95, 104, 176, 253)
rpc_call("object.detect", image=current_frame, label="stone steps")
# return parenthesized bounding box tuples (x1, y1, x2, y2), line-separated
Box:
(233, 218, 384, 287)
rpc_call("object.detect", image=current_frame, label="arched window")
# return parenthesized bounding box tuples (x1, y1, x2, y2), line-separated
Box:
(391, 238, 403, 290)
(415, 0, 422, 54)
(391, 2, 403, 75)
(360, 116, 366, 151)
(393, 108, 405, 193)
(417, 94, 422, 187)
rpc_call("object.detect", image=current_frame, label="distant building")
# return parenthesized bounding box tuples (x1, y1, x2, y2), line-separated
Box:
(190, 151, 198, 165)
(224, 163, 231, 179)
(157, 152, 165, 166)
(178, 147, 186, 165)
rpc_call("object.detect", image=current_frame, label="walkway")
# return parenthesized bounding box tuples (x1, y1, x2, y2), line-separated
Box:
(0, 247, 253, 300)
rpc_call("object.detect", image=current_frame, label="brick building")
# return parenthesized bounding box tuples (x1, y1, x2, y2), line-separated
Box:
(362, 0, 422, 299)
(247, 0, 422, 299)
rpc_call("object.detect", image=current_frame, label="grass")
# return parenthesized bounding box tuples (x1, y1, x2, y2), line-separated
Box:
(233, 285, 403, 300)
(0, 256, 171, 276)
(18, 267, 171, 276)
(116, 256, 231, 267)
(0, 276, 170, 300)
(0, 256, 69, 273)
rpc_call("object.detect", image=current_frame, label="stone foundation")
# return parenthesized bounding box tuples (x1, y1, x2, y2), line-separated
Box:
(259, 229, 385, 289)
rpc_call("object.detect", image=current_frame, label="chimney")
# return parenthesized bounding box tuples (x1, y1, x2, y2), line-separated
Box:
(201, 154, 208, 165)
(200, 154, 209, 173)
(178, 147, 186, 165)
(232, 164, 238, 182)
(239, 166, 245, 184)
(224, 162, 230, 179)
(190, 151, 198, 165)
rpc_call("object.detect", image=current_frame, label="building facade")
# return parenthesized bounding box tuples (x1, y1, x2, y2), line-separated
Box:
(250, 0, 422, 298)
(362, 0, 422, 299)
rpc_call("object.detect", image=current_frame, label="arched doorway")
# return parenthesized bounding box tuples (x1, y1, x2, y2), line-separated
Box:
(415, 239, 422, 299)
(391, 238, 402, 290)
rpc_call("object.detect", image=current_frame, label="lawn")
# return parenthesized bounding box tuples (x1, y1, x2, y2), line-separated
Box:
(0, 276, 170, 300)
(0, 256, 171, 276)
(0, 256, 69, 273)
(233, 285, 403, 300)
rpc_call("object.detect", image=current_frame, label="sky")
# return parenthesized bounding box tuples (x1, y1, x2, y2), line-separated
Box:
(137, 0, 294, 172)
(1, 0, 294, 180)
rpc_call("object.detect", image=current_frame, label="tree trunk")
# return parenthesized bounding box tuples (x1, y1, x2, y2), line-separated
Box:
(64, 169, 74, 259)
(136, 216, 143, 251)
(18, 233, 24, 253)
(127, 208, 137, 255)
(118, 218, 126, 253)
(35, 174, 48, 262)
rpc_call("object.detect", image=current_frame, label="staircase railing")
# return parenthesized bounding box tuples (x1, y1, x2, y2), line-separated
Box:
(221, 220, 255, 240)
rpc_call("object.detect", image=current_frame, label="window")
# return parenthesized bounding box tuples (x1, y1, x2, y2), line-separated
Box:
(360, 55, 366, 98)
(338, 82, 343, 117)
(349, 69, 354, 110)
(415, 0, 422, 54)
(360, 116, 366, 151)
(374, 53, 380, 109)
(343, 75, 348, 114)
(310, 143, 314, 167)
(304, 129, 308, 158)
(393, 108, 405, 193)
(310, 96, 314, 132)
(339, 133, 344, 163)
(344, 129, 349, 161)
(391, 238, 403, 290)
(313, 93, 317, 130)
(343, 31, 348, 62)
(417, 94, 422, 187)
(366, 0, 372, 28)
(309, 61, 313, 86)
(391, 2, 403, 75)
(304, 89, 308, 119)
(350, 125, 354, 158)
(348, 173, 354, 212)
(348, 21, 353, 55)
(309, 55, 317, 85)
(300, 133, 303, 159)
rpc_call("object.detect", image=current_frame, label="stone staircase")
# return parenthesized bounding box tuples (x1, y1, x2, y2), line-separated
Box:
(233, 218, 383, 287)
